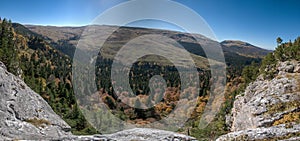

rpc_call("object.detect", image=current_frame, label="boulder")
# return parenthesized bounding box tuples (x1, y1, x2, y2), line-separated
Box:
(278, 61, 295, 73)
(0, 61, 6, 70)
(294, 63, 300, 73)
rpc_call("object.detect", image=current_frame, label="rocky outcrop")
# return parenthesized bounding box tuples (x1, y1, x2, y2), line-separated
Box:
(0, 62, 197, 140)
(105, 128, 197, 141)
(217, 124, 300, 141)
(217, 61, 300, 140)
(0, 62, 72, 140)
(0, 62, 6, 70)
(73, 128, 197, 141)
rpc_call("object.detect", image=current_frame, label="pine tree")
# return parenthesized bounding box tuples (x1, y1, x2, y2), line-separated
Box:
(0, 18, 9, 64)
(0, 18, 20, 76)
(277, 37, 283, 46)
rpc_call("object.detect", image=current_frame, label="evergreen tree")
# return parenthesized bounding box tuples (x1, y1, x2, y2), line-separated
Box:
(0, 18, 20, 76)
(277, 37, 283, 45)
(242, 62, 259, 84)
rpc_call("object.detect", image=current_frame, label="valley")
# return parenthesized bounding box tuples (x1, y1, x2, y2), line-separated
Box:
(1, 17, 300, 140)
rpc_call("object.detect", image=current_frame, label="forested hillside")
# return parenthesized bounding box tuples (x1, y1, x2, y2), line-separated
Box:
(26, 25, 271, 75)
(191, 37, 300, 140)
(1, 18, 215, 135)
(0, 18, 97, 135)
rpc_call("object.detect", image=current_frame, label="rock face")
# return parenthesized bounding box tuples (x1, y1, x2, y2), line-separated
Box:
(217, 61, 300, 141)
(0, 62, 6, 70)
(105, 128, 197, 141)
(217, 124, 300, 141)
(74, 128, 197, 141)
(0, 62, 72, 140)
(0, 62, 197, 140)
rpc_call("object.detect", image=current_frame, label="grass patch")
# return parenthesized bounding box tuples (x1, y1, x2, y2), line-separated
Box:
(25, 117, 51, 128)
(267, 101, 300, 115)
(273, 112, 300, 126)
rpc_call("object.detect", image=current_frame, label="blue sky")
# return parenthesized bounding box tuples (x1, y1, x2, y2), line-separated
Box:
(0, 0, 299, 50)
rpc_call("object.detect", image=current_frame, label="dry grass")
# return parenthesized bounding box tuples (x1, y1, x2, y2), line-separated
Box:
(273, 112, 300, 126)
(267, 101, 300, 115)
(25, 117, 51, 128)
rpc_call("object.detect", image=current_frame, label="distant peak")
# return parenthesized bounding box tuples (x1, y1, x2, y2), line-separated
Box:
(221, 40, 253, 47)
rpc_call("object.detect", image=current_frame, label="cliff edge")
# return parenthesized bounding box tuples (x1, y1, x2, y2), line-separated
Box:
(217, 61, 300, 141)
(0, 61, 72, 140)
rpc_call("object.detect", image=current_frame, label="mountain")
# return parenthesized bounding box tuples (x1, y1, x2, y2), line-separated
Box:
(25, 25, 84, 42)
(4, 19, 290, 140)
(23, 24, 276, 139)
(2, 19, 217, 138)
(25, 25, 84, 58)
(221, 40, 272, 58)
(25, 25, 216, 68)
(25, 25, 269, 70)
(12, 23, 44, 38)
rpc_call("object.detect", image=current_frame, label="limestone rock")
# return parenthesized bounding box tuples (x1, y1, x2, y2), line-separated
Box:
(0, 61, 6, 70)
(218, 61, 300, 140)
(105, 128, 197, 141)
(229, 61, 300, 131)
(278, 61, 295, 73)
(0, 62, 72, 140)
(294, 63, 300, 73)
(71, 128, 197, 141)
(217, 123, 300, 141)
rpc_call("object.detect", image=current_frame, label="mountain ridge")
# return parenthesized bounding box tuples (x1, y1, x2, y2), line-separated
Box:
(24, 24, 270, 71)
(221, 40, 272, 58)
